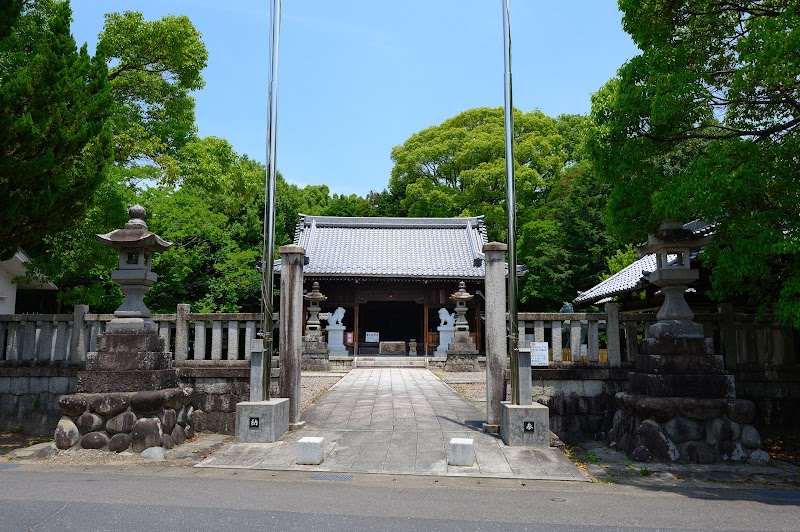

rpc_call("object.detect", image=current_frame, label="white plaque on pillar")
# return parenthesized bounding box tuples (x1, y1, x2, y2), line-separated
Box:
(365, 331, 379, 343)
(530, 342, 549, 367)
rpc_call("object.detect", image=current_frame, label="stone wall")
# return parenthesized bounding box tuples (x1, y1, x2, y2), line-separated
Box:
(735, 364, 800, 438)
(0, 366, 78, 434)
(523, 366, 630, 444)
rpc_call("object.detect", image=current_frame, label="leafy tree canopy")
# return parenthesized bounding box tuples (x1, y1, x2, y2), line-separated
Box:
(97, 10, 207, 183)
(390, 107, 622, 310)
(0, 0, 113, 259)
(590, 0, 800, 326)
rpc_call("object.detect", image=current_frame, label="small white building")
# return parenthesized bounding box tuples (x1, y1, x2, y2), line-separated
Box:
(0, 251, 57, 314)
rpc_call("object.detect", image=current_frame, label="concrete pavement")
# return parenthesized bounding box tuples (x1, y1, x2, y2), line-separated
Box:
(197, 368, 586, 481)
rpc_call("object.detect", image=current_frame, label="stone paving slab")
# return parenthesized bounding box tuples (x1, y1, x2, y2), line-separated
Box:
(197, 368, 587, 481)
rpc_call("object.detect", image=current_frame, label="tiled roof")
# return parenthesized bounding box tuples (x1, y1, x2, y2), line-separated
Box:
(574, 254, 656, 304)
(574, 221, 714, 305)
(278, 215, 489, 279)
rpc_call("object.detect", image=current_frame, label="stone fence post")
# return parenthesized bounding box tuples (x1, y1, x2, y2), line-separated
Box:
(483, 242, 507, 432)
(71, 305, 89, 365)
(605, 302, 621, 367)
(175, 304, 190, 363)
(278, 245, 305, 430)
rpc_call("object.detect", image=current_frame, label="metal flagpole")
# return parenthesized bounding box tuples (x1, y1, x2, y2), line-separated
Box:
(501, 0, 521, 405)
(260, 0, 281, 401)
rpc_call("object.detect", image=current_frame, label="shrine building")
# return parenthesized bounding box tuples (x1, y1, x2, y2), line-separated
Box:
(280, 214, 489, 356)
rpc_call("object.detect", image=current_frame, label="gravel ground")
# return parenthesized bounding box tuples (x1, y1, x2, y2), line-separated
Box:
(430, 369, 487, 411)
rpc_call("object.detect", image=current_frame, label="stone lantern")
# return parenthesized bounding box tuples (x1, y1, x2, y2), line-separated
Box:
(96, 204, 171, 333)
(302, 282, 329, 370)
(450, 281, 473, 336)
(445, 281, 479, 371)
(637, 220, 710, 339)
(304, 282, 327, 337)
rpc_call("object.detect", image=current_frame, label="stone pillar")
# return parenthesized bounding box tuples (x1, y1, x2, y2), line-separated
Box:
(483, 242, 507, 433)
(279, 245, 305, 430)
(174, 304, 190, 363)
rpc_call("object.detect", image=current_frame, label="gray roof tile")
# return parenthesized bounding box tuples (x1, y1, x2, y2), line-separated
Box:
(278, 215, 488, 279)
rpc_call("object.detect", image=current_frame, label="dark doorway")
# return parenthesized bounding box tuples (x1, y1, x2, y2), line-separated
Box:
(359, 301, 422, 344)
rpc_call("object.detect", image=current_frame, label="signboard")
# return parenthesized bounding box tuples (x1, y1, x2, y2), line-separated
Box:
(249, 417, 260, 429)
(345, 332, 354, 344)
(530, 342, 549, 367)
(523, 421, 535, 432)
(580, 344, 588, 359)
(365, 331, 380, 343)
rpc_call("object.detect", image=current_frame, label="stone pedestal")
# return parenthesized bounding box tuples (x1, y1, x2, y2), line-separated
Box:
(235, 399, 289, 443)
(326, 324, 347, 356)
(500, 402, 550, 447)
(302, 336, 329, 371)
(434, 326, 455, 356)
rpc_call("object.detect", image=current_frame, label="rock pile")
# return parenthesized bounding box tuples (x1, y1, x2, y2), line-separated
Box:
(54, 388, 194, 453)
(609, 392, 770, 465)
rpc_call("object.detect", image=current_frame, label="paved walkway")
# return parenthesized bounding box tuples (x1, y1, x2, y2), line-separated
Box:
(197, 368, 586, 481)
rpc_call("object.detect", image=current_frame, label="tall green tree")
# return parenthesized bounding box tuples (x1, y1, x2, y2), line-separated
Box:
(97, 11, 207, 183)
(389, 107, 564, 241)
(0, 0, 113, 259)
(590, 0, 800, 326)
(390, 108, 621, 310)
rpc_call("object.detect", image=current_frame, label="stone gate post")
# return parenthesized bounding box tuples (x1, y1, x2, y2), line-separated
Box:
(483, 242, 507, 433)
(279, 245, 306, 430)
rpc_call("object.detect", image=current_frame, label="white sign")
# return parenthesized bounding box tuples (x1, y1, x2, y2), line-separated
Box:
(530, 342, 549, 367)
(580, 344, 588, 359)
(365, 331, 380, 343)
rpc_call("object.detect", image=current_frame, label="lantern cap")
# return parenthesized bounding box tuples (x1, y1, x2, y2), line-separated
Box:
(95, 205, 172, 251)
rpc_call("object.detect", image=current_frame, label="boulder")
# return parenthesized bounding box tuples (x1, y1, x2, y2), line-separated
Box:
(161, 434, 175, 449)
(76, 412, 104, 434)
(11, 442, 57, 460)
(58, 394, 87, 416)
(706, 418, 741, 445)
(184, 425, 195, 440)
(622, 394, 640, 415)
(716, 441, 748, 463)
(631, 445, 653, 463)
(674, 398, 724, 421)
(740, 424, 762, 449)
(637, 419, 679, 462)
(678, 441, 716, 464)
(159, 409, 177, 436)
(171, 425, 186, 446)
(109, 433, 131, 453)
(164, 389, 184, 410)
(91, 393, 131, 417)
(106, 411, 137, 435)
(81, 431, 110, 450)
(130, 417, 163, 453)
(747, 449, 770, 465)
(130, 390, 165, 415)
(614, 391, 626, 409)
(725, 399, 756, 424)
(636, 397, 678, 423)
(663, 416, 704, 443)
(140, 446, 166, 460)
(55, 417, 80, 450)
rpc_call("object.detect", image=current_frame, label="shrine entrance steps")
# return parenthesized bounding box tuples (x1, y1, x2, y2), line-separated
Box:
(354, 356, 427, 368)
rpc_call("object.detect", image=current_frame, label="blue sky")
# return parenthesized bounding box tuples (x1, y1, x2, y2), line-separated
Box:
(70, 1, 639, 197)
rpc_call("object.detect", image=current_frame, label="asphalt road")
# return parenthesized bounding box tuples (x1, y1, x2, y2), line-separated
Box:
(0, 464, 798, 531)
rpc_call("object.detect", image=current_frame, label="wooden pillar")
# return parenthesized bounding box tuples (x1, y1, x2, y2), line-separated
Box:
(353, 294, 360, 357)
(423, 305, 429, 356)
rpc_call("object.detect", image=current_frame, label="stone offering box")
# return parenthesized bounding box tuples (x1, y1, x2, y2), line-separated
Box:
(55, 388, 195, 453)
